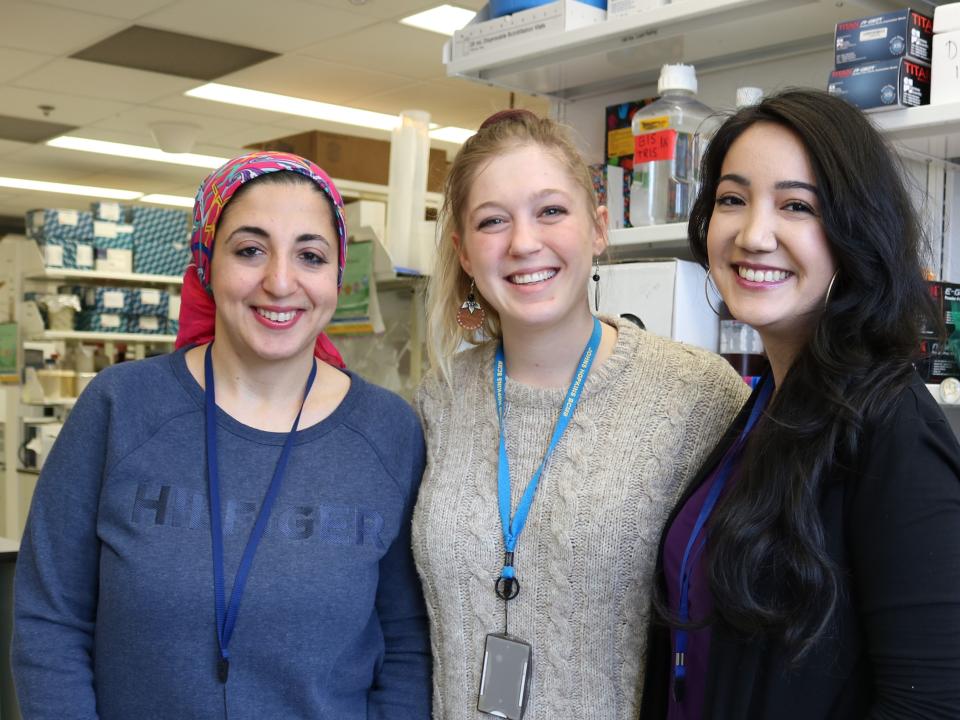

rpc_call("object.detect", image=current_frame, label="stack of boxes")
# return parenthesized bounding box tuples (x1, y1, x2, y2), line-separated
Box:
(25, 209, 95, 270)
(75, 286, 178, 336)
(918, 281, 960, 385)
(931, 3, 960, 105)
(828, 8, 933, 111)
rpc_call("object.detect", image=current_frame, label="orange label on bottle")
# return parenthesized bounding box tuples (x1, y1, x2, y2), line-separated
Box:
(637, 115, 670, 131)
(634, 129, 677, 164)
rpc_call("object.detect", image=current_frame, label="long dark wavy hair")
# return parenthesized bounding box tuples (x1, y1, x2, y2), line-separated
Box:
(686, 88, 939, 659)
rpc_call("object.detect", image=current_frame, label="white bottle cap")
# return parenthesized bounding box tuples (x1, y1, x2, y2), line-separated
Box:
(735, 86, 764, 108)
(658, 63, 698, 94)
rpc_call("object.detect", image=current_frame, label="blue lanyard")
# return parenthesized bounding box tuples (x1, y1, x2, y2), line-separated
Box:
(204, 344, 317, 683)
(493, 316, 602, 600)
(672, 373, 773, 700)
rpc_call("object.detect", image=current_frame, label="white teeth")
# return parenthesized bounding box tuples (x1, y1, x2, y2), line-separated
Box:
(738, 266, 789, 283)
(510, 269, 557, 285)
(257, 308, 296, 322)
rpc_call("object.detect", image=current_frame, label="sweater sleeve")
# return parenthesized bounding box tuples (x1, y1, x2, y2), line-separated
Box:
(12, 380, 112, 720)
(368, 412, 432, 719)
(849, 388, 960, 719)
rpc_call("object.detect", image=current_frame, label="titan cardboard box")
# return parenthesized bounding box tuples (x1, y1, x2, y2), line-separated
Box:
(828, 58, 930, 110)
(451, 0, 606, 61)
(931, 30, 960, 105)
(246, 131, 449, 193)
(917, 339, 960, 382)
(835, 9, 933, 69)
(93, 220, 134, 273)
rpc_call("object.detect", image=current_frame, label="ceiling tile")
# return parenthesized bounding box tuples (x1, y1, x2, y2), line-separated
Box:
(0, 139, 31, 158)
(89, 106, 260, 146)
(141, 0, 377, 54)
(0, 47, 57, 84)
(0, 114, 76, 143)
(298, 22, 446, 81)
(362, 78, 549, 129)
(220, 53, 418, 104)
(0, 86, 134, 126)
(302, 0, 465, 20)
(0, 2, 125, 55)
(28, 0, 179, 21)
(15, 58, 197, 104)
(71, 25, 277, 80)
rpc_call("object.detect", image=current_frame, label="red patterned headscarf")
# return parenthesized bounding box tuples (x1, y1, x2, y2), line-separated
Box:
(175, 151, 347, 368)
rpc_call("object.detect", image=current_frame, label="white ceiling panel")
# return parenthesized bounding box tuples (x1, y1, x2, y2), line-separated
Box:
(298, 23, 447, 81)
(0, 2, 125, 55)
(27, 0, 179, 21)
(89, 106, 262, 145)
(14, 58, 197, 105)
(0, 139, 32, 158)
(0, 86, 134, 126)
(303, 0, 485, 18)
(363, 78, 549, 129)
(140, 0, 376, 54)
(220, 54, 418, 104)
(0, 47, 57, 85)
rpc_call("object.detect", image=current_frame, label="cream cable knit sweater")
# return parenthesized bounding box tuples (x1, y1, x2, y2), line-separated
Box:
(413, 317, 750, 720)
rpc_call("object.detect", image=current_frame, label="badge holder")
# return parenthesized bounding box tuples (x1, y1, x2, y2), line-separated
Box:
(478, 633, 533, 720)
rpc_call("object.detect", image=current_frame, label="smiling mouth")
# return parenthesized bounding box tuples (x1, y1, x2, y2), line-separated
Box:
(256, 308, 298, 323)
(508, 269, 557, 285)
(736, 266, 792, 283)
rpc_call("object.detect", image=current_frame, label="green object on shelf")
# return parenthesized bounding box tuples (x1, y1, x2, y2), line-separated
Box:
(334, 240, 373, 322)
(0, 324, 17, 382)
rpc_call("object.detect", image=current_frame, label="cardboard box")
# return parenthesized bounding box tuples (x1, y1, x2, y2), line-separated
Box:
(131, 207, 191, 276)
(451, 0, 606, 61)
(25, 209, 94, 269)
(82, 286, 129, 314)
(128, 288, 170, 317)
(127, 315, 166, 334)
(828, 58, 930, 110)
(835, 9, 933, 69)
(932, 30, 960, 105)
(94, 220, 134, 273)
(917, 339, 960, 382)
(91, 202, 130, 223)
(595, 259, 718, 352)
(934, 2, 960, 34)
(76, 311, 126, 333)
(246, 130, 449, 193)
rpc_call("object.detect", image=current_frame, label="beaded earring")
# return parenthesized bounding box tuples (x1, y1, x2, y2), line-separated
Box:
(457, 279, 486, 331)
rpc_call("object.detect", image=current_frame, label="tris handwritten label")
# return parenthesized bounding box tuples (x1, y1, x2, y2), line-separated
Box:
(634, 129, 677, 164)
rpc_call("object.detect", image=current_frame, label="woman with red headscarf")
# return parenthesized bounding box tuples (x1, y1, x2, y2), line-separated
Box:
(13, 152, 431, 720)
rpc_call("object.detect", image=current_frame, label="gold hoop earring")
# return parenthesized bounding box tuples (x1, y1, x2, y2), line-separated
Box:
(457, 279, 486, 331)
(703, 269, 721, 316)
(824, 271, 838, 311)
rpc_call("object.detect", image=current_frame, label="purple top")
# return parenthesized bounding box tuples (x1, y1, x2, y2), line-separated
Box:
(663, 461, 733, 720)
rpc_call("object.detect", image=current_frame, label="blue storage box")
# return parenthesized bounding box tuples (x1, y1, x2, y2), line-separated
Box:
(76, 310, 127, 333)
(127, 314, 165, 335)
(128, 287, 169, 317)
(82, 286, 130, 314)
(94, 221, 134, 273)
(91, 202, 131, 223)
(132, 207, 191, 276)
(490, 0, 604, 16)
(165, 318, 180, 336)
(25, 209, 94, 269)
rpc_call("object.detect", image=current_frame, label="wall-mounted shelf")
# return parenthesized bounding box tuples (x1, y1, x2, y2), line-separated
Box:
(444, 0, 914, 100)
(35, 331, 176, 344)
(873, 101, 960, 162)
(607, 223, 693, 260)
(27, 268, 183, 286)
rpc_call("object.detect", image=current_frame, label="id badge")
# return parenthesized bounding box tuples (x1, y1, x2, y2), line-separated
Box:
(477, 633, 533, 719)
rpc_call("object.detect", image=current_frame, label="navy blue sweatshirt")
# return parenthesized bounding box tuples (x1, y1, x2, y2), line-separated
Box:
(13, 348, 431, 719)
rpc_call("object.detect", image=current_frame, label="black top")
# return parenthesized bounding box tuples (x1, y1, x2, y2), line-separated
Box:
(642, 371, 960, 719)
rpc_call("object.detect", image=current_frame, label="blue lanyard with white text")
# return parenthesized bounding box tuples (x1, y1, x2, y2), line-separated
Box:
(493, 316, 602, 600)
(672, 373, 773, 701)
(204, 343, 317, 683)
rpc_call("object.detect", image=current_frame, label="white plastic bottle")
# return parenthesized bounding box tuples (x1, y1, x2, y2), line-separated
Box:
(629, 63, 715, 226)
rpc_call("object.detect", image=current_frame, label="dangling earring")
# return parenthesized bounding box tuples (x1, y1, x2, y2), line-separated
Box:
(824, 271, 838, 311)
(592, 256, 601, 313)
(703, 269, 721, 316)
(457, 279, 486, 331)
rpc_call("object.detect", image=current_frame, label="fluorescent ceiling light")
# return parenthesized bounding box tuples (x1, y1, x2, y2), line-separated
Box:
(48, 136, 227, 169)
(0, 176, 141, 200)
(186, 83, 404, 132)
(430, 126, 475, 144)
(140, 193, 195, 208)
(400, 5, 476, 35)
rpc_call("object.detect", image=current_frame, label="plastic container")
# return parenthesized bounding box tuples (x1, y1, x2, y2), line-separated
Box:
(629, 64, 715, 226)
(490, 0, 606, 17)
(36, 369, 77, 399)
(719, 302, 765, 379)
(76, 372, 97, 396)
(386, 109, 431, 273)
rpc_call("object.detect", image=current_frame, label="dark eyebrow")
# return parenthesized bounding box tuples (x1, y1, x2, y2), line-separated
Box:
(718, 174, 820, 198)
(226, 226, 330, 248)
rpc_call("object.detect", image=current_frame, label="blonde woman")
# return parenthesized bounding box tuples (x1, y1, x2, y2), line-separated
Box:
(412, 110, 750, 720)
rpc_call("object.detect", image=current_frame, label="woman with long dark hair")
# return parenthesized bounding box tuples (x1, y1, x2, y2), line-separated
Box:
(642, 88, 960, 718)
